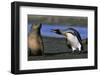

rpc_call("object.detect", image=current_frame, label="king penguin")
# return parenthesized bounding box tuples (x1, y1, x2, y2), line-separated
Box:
(51, 28, 83, 52)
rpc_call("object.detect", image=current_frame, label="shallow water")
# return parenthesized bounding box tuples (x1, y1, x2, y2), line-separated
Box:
(28, 24, 87, 39)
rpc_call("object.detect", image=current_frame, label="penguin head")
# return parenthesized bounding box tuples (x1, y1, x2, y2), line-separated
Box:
(51, 29, 62, 35)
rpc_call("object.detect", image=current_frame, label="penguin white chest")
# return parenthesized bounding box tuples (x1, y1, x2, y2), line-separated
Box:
(65, 33, 81, 50)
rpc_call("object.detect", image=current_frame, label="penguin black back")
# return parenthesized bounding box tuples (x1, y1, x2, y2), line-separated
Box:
(67, 28, 82, 42)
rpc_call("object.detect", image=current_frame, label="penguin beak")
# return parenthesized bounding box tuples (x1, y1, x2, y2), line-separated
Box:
(51, 29, 62, 35)
(50, 29, 57, 32)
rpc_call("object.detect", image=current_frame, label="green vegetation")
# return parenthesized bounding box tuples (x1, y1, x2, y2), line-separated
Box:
(28, 15, 88, 26)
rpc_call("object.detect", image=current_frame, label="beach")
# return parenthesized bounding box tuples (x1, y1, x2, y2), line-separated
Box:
(28, 36, 88, 61)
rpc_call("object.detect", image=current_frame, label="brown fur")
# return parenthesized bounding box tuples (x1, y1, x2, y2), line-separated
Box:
(28, 24, 44, 56)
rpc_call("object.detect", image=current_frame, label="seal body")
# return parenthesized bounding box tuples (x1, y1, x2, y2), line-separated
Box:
(28, 24, 44, 56)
